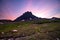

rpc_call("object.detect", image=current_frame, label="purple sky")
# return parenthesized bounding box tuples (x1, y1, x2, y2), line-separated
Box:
(0, 0, 60, 20)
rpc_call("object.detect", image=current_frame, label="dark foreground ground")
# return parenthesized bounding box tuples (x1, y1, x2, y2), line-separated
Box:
(0, 20, 60, 40)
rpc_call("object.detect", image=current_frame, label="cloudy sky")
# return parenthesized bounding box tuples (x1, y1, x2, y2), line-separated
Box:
(0, 0, 60, 20)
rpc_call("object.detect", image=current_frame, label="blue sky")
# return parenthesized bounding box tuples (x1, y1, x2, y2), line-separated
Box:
(0, 0, 60, 20)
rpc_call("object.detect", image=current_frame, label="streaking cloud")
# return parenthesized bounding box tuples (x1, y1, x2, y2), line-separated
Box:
(0, 0, 60, 20)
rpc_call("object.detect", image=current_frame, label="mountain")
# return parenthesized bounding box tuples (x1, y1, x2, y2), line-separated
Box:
(0, 20, 12, 22)
(51, 17, 60, 20)
(0, 19, 12, 24)
(14, 11, 38, 21)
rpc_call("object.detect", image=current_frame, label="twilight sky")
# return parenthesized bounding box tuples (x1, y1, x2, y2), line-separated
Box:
(0, 0, 60, 20)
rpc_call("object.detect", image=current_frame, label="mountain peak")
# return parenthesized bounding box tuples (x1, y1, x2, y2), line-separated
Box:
(14, 11, 38, 21)
(23, 11, 32, 16)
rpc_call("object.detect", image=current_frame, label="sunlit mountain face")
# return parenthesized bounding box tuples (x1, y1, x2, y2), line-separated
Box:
(0, 0, 60, 20)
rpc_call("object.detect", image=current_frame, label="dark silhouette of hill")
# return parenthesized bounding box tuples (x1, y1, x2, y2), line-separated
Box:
(0, 19, 12, 22)
(14, 11, 60, 22)
(14, 11, 38, 21)
(51, 17, 60, 20)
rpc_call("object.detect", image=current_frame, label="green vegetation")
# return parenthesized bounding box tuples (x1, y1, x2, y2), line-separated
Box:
(0, 20, 60, 40)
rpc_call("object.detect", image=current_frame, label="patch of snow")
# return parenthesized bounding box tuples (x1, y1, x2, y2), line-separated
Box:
(1, 32, 4, 34)
(21, 19, 25, 21)
(12, 30, 18, 32)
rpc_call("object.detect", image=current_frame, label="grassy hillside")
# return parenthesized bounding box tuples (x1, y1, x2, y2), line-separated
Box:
(0, 21, 60, 40)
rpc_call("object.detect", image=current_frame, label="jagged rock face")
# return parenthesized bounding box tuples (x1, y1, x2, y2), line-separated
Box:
(15, 11, 38, 21)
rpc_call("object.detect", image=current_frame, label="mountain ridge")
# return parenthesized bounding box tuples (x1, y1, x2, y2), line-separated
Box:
(14, 11, 38, 21)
